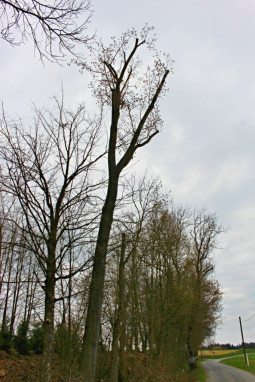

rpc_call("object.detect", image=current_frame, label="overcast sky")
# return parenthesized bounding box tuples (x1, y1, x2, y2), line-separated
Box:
(1, 0, 255, 345)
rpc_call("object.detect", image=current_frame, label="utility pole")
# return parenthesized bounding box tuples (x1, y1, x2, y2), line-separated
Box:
(239, 316, 249, 367)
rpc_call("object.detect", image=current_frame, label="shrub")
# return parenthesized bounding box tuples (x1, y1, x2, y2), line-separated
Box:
(29, 322, 43, 354)
(0, 321, 12, 353)
(14, 320, 29, 355)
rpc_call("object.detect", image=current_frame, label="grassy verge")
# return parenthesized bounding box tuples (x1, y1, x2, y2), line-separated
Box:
(193, 361, 208, 382)
(221, 353, 255, 373)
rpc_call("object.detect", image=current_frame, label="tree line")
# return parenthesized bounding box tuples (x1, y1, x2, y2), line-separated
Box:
(0, 147, 222, 381)
(0, 2, 222, 382)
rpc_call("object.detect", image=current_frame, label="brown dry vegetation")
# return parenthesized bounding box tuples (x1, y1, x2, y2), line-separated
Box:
(0, 351, 200, 382)
(0, 351, 66, 382)
(198, 350, 237, 356)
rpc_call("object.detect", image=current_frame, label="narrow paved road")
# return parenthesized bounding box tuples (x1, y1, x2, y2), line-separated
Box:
(203, 358, 255, 382)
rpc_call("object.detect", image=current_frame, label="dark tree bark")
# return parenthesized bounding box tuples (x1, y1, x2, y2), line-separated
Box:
(9, 250, 24, 337)
(108, 233, 126, 382)
(1, 226, 16, 332)
(23, 256, 37, 325)
(41, 229, 57, 382)
(0, 223, 3, 296)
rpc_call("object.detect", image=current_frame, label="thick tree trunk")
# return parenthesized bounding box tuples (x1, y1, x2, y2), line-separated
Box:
(0, 224, 3, 295)
(130, 250, 140, 353)
(119, 309, 127, 382)
(108, 323, 119, 382)
(119, 269, 130, 382)
(80, 176, 119, 382)
(109, 233, 126, 382)
(41, 244, 56, 382)
(42, 274, 55, 382)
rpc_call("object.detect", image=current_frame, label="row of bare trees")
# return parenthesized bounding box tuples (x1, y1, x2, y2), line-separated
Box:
(102, 187, 222, 381)
(0, 160, 222, 381)
(0, 98, 105, 380)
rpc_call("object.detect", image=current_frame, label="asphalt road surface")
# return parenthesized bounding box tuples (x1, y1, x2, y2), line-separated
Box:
(203, 358, 255, 382)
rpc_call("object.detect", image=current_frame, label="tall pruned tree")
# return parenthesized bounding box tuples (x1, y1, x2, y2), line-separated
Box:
(77, 26, 171, 381)
(0, 97, 103, 382)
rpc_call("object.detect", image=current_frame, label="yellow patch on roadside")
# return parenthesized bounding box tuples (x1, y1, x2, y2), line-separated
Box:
(198, 350, 237, 356)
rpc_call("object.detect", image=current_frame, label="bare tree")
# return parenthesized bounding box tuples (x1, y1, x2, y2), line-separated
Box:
(0, 97, 103, 382)
(119, 205, 222, 376)
(106, 175, 165, 382)
(0, 0, 92, 61)
(0, 191, 12, 297)
(0, 208, 29, 351)
(78, 26, 171, 381)
(185, 210, 223, 366)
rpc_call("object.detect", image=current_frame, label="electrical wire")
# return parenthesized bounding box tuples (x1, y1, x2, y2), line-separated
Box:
(243, 313, 255, 322)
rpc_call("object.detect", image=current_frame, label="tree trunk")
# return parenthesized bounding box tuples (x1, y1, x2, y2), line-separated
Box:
(0, 224, 3, 295)
(1, 248, 13, 331)
(9, 253, 24, 337)
(109, 233, 126, 382)
(80, 176, 119, 382)
(23, 260, 36, 325)
(119, 309, 127, 382)
(41, 247, 56, 382)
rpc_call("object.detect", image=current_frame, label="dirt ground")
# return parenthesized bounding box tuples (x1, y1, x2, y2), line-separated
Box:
(0, 350, 201, 382)
(0, 351, 66, 382)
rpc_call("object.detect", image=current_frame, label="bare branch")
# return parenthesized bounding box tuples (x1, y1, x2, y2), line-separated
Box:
(0, 0, 93, 62)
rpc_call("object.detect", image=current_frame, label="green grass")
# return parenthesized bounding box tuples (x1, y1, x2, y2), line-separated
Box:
(221, 353, 255, 373)
(193, 361, 207, 382)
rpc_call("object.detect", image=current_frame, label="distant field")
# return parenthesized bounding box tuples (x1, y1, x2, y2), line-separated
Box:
(221, 353, 255, 373)
(198, 350, 237, 356)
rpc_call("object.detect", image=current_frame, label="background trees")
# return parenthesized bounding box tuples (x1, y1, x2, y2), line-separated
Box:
(97, 189, 222, 381)
(108, 205, 222, 378)
(0, 170, 223, 382)
(0, 99, 103, 382)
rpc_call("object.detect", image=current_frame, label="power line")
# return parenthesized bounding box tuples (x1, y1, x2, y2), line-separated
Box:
(243, 313, 255, 322)
(220, 313, 255, 323)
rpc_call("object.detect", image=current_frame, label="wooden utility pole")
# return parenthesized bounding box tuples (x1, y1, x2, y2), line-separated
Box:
(239, 316, 249, 367)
